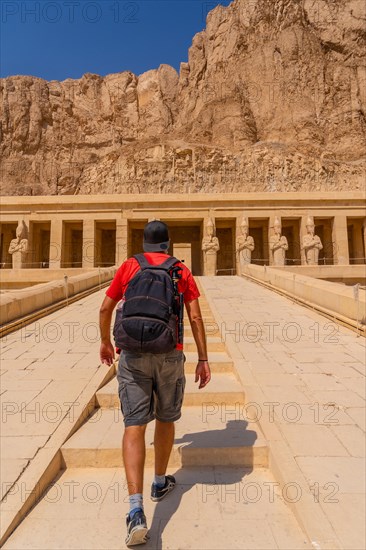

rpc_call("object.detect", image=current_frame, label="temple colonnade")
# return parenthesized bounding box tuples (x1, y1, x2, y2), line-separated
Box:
(0, 193, 365, 276)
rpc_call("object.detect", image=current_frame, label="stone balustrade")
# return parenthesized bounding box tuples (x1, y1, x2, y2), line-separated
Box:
(0, 267, 116, 325)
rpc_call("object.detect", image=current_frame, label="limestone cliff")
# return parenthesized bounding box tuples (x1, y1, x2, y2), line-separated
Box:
(1, 0, 365, 195)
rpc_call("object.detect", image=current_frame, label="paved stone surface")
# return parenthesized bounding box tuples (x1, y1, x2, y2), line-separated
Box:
(1, 276, 365, 549)
(2, 467, 309, 550)
(0, 289, 111, 504)
(200, 276, 366, 550)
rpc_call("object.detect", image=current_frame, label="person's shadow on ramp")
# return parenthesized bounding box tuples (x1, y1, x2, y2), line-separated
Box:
(144, 419, 258, 549)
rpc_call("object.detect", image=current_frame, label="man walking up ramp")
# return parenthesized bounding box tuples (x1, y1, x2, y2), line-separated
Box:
(99, 221, 211, 546)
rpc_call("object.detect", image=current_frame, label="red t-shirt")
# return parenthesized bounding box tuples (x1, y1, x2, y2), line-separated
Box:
(106, 253, 200, 351)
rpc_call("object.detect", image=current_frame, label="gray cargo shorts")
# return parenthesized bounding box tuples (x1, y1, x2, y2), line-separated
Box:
(116, 349, 186, 427)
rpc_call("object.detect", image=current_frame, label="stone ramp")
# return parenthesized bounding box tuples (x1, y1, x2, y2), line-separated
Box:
(2, 467, 309, 550)
(0, 288, 116, 546)
(2, 280, 314, 549)
(199, 275, 366, 550)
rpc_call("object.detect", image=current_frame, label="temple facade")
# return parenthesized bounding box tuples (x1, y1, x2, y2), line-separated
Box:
(0, 192, 365, 276)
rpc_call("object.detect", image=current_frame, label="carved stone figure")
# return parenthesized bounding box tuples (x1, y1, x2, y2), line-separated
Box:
(269, 217, 288, 266)
(8, 221, 29, 269)
(201, 218, 220, 275)
(236, 217, 255, 269)
(301, 216, 323, 265)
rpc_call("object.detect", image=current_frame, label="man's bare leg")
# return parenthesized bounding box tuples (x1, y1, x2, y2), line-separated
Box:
(154, 420, 175, 475)
(123, 425, 149, 546)
(123, 425, 147, 495)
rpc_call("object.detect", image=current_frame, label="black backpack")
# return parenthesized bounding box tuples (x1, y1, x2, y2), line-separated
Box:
(113, 254, 181, 353)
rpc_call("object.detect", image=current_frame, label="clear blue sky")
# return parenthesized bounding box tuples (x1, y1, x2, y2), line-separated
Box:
(1, 0, 232, 80)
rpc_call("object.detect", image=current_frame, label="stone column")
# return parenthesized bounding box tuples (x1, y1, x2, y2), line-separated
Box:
(202, 214, 210, 275)
(1, 225, 15, 267)
(268, 214, 279, 267)
(351, 219, 364, 264)
(235, 217, 242, 274)
(300, 216, 308, 265)
(49, 219, 63, 269)
(363, 219, 366, 262)
(116, 218, 128, 266)
(332, 216, 349, 265)
(82, 219, 95, 268)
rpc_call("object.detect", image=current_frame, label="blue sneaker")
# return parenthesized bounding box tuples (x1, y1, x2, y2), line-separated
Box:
(151, 475, 176, 502)
(125, 509, 148, 547)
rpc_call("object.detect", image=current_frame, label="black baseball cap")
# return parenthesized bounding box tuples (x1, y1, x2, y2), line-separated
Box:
(143, 221, 170, 252)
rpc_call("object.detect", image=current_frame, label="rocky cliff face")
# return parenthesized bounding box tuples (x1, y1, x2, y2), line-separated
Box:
(1, 0, 365, 196)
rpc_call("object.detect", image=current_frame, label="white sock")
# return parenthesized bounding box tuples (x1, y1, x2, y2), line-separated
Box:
(154, 474, 166, 487)
(129, 493, 143, 515)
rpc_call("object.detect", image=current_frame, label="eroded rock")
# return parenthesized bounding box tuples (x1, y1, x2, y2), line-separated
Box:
(0, 0, 365, 195)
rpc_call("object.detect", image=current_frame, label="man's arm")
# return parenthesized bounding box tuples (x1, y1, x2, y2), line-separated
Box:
(99, 295, 118, 366)
(185, 298, 211, 389)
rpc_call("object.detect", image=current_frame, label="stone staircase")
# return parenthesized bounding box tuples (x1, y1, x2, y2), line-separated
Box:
(61, 293, 268, 471)
(3, 287, 309, 549)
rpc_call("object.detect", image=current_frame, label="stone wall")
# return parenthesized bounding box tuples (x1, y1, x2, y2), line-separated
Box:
(241, 264, 366, 328)
(0, 268, 116, 325)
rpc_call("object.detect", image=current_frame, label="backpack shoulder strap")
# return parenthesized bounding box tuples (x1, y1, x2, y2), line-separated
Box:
(133, 253, 151, 270)
(159, 256, 180, 271)
(134, 254, 180, 272)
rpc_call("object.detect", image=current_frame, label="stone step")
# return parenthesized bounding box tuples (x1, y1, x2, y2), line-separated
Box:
(2, 467, 308, 550)
(61, 407, 268, 469)
(183, 372, 244, 405)
(96, 372, 244, 409)
(184, 336, 225, 352)
(183, 351, 234, 373)
(114, 351, 234, 374)
(184, 325, 221, 338)
(183, 320, 217, 329)
(184, 309, 214, 316)
(184, 312, 212, 319)
(183, 310, 215, 318)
